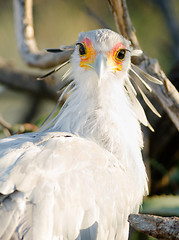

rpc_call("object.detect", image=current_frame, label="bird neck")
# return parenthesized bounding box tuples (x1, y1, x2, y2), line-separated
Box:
(51, 73, 148, 205)
(52, 74, 143, 167)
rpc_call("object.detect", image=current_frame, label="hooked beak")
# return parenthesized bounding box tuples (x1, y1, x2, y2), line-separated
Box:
(94, 54, 107, 85)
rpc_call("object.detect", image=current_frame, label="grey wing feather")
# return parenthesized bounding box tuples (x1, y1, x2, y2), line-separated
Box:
(0, 132, 141, 240)
(0, 192, 26, 239)
(76, 222, 98, 240)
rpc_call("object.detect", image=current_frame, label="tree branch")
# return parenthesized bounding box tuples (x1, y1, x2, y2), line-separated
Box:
(0, 61, 58, 101)
(13, 0, 74, 69)
(108, 0, 179, 131)
(129, 214, 179, 239)
(108, 0, 141, 49)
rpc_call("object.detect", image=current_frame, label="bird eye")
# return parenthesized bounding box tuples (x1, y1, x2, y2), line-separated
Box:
(77, 43, 86, 56)
(116, 49, 126, 61)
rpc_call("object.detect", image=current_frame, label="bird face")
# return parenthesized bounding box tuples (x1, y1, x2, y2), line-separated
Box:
(72, 29, 131, 83)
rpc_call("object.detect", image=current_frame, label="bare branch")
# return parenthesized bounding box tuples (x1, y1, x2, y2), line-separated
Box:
(0, 61, 58, 101)
(108, 0, 141, 49)
(129, 214, 179, 239)
(13, 0, 74, 69)
(108, 0, 179, 131)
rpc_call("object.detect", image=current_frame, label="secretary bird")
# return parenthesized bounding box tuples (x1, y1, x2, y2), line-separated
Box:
(0, 29, 162, 240)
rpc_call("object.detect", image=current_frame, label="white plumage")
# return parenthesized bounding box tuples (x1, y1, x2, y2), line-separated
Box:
(0, 29, 161, 240)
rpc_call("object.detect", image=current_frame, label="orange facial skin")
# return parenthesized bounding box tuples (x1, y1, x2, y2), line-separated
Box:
(79, 39, 126, 72)
(107, 42, 127, 72)
(79, 38, 96, 69)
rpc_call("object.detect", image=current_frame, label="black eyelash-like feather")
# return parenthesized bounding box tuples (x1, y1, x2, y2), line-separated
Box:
(46, 48, 63, 53)
(37, 60, 70, 80)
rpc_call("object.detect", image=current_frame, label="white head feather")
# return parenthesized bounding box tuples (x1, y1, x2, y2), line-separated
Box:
(42, 29, 161, 161)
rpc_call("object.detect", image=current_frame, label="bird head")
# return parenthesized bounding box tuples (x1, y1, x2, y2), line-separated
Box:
(40, 29, 162, 131)
(71, 29, 136, 86)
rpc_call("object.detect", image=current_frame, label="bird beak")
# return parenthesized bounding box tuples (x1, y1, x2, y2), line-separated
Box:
(94, 54, 107, 85)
